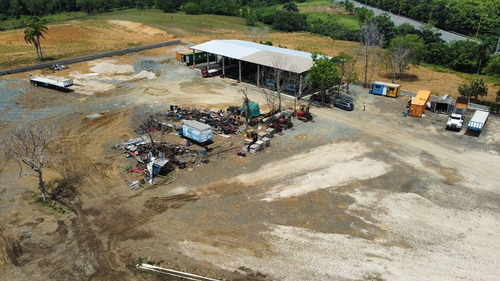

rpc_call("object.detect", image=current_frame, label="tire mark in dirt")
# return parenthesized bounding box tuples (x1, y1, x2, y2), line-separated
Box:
(143, 194, 200, 215)
(0, 223, 23, 267)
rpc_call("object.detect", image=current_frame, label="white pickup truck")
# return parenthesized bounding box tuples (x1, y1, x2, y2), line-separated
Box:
(446, 113, 464, 131)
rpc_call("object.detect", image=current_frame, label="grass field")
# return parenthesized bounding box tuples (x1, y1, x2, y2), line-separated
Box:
(304, 12, 360, 30)
(89, 9, 254, 37)
(0, 12, 88, 31)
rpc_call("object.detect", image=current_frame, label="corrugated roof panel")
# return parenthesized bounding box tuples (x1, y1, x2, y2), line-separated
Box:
(219, 40, 314, 60)
(190, 40, 260, 59)
(183, 120, 212, 131)
(242, 51, 313, 74)
(373, 81, 401, 88)
(191, 40, 317, 74)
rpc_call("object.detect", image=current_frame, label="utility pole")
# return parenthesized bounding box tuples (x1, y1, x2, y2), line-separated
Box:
(398, 0, 403, 17)
(429, 4, 435, 23)
(475, 14, 483, 42)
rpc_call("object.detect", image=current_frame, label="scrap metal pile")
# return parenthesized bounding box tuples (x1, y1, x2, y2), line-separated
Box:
(116, 136, 203, 185)
(165, 106, 242, 135)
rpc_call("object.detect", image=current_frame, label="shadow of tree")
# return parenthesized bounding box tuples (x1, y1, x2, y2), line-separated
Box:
(382, 73, 419, 82)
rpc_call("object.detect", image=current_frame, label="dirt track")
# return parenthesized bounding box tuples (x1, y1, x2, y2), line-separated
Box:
(1, 46, 499, 281)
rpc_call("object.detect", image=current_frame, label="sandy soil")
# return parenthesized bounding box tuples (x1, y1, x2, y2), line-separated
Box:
(1, 35, 500, 281)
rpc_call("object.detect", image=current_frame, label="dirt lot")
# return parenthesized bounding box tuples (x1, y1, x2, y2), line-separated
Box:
(1, 43, 500, 281)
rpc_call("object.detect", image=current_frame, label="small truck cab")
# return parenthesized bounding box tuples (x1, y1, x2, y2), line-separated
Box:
(446, 113, 464, 131)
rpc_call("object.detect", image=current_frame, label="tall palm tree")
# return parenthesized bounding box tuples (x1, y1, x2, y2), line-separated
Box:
(24, 20, 48, 61)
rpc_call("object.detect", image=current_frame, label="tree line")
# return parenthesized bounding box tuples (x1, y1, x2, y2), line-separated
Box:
(362, 0, 499, 37)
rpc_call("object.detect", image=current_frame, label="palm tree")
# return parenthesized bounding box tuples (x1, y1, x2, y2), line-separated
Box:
(24, 20, 48, 61)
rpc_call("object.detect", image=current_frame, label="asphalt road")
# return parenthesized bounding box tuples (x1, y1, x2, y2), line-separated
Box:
(333, 0, 472, 43)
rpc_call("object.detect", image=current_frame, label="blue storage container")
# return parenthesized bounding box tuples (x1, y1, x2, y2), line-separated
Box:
(182, 120, 213, 143)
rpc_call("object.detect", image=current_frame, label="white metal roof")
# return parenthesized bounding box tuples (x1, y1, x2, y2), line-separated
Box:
(191, 40, 316, 74)
(183, 120, 212, 131)
(373, 81, 400, 88)
(469, 110, 489, 123)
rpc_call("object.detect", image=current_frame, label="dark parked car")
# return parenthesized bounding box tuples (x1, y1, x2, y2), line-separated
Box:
(309, 94, 332, 104)
(333, 100, 354, 111)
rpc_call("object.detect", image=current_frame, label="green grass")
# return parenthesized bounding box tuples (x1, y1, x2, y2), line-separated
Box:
(297, 0, 337, 8)
(305, 12, 360, 30)
(0, 12, 87, 31)
(34, 196, 71, 215)
(87, 9, 254, 37)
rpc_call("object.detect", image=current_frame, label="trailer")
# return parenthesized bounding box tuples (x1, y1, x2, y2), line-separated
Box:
(182, 120, 213, 144)
(30, 76, 73, 90)
(176, 51, 216, 66)
(369, 81, 401, 98)
(408, 90, 431, 117)
(467, 110, 489, 132)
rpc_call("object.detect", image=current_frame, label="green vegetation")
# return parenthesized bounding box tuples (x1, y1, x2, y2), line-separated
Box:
(273, 10, 307, 32)
(90, 9, 251, 37)
(296, 0, 332, 9)
(484, 54, 500, 77)
(24, 20, 48, 61)
(34, 196, 70, 214)
(308, 53, 339, 104)
(363, 0, 499, 37)
(182, 2, 202, 15)
(304, 12, 360, 30)
(458, 79, 488, 100)
(0, 12, 87, 31)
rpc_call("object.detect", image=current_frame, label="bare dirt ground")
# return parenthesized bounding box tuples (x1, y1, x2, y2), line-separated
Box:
(1, 43, 500, 281)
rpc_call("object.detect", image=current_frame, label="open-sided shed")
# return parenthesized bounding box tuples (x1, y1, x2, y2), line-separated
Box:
(190, 40, 319, 97)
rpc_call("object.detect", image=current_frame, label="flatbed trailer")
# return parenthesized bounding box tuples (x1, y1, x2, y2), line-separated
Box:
(30, 76, 73, 89)
(467, 110, 489, 132)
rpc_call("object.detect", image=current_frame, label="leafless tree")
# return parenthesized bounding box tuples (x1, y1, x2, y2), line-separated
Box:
(238, 88, 251, 130)
(130, 104, 157, 154)
(261, 87, 279, 113)
(342, 55, 359, 94)
(0, 122, 58, 201)
(383, 45, 411, 83)
(294, 74, 310, 115)
(249, 26, 269, 43)
(359, 20, 383, 87)
(270, 55, 291, 111)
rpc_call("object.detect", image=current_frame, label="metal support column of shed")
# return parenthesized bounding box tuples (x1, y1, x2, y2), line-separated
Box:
(299, 74, 302, 99)
(222, 57, 225, 77)
(192, 49, 195, 68)
(191, 40, 318, 89)
(257, 65, 260, 87)
(238, 60, 241, 82)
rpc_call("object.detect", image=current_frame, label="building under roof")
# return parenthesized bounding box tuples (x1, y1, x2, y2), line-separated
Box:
(190, 40, 319, 96)
(191, 40, 314, 74)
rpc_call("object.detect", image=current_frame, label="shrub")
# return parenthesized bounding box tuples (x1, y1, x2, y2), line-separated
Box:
(182, 2, 201, 15)
(272, 10, 307, 32)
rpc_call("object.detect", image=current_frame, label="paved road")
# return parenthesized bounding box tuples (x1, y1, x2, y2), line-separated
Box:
(334, 0, 472, 43)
